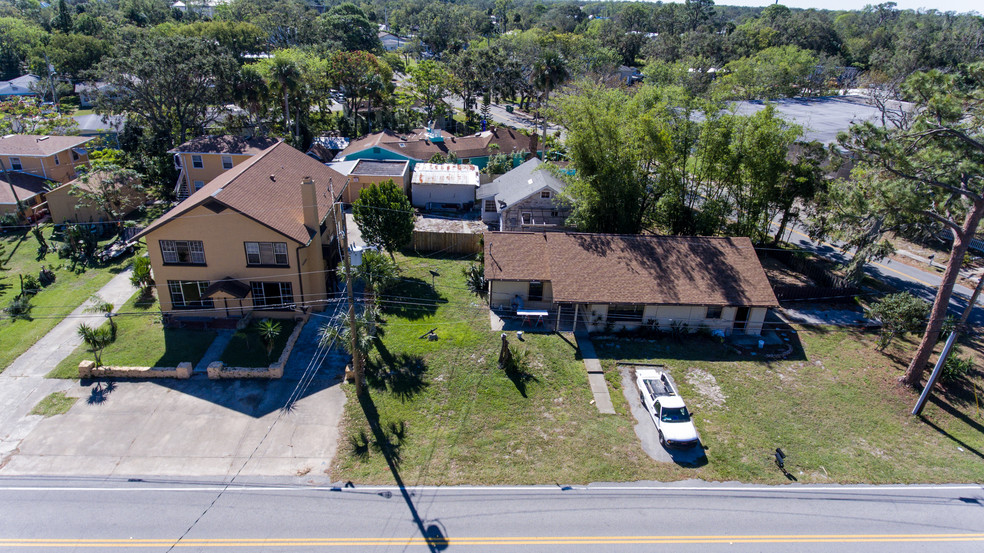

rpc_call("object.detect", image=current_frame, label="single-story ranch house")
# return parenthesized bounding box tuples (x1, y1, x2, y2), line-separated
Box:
(484, 231, 779, 335)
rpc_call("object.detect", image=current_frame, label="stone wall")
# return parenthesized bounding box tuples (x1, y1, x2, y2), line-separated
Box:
(205, 313, 306, 379)
(78, 361, 193, 379)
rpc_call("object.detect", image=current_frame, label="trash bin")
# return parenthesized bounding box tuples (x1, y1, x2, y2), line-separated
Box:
(758, 340, 765, 349)
(506, 105, 514, 113)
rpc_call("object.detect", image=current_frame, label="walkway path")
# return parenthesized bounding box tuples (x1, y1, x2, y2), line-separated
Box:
(0, 268, 137, 460)
(194, 329, 235, 373)
(573, 332, 615, 415)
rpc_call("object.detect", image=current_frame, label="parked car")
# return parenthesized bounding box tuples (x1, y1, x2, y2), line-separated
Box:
(635, 368, 700, 449)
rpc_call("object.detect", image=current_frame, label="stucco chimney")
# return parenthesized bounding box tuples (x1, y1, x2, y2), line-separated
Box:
(301, 176, 320, 239)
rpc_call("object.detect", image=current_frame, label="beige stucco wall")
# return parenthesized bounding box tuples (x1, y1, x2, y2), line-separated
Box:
(145, 205, 334, 317)
(343, 173, 411, 204)
(745, 307, 767, 336)
(176, 152, 253, 193)
(45, 182, 146, 224)
(2, 151, 89, 184)
(489, 280, 553, 311)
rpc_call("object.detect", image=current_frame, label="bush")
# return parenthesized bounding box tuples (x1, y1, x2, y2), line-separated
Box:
(463, 263, 486, 296)
(866, 292, 930, 350)
(5, 296, 32, 319)
(0, 213, 18, 228)
(20, 274, 41, 297)
(941, 352, 974, 383)
(130, 256, 154, 289)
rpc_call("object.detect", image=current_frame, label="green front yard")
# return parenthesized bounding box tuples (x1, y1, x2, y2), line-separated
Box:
(220, 319, 297, 368)
(48, 293, 216, 378)
(332, 253, 984, 485)
(0, 227, 142, 371)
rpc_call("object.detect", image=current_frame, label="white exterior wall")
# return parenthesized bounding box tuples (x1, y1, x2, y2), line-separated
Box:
(411, 183, 478, 207)
(489, 280, 553, 310)
(745, 307, 767, 336)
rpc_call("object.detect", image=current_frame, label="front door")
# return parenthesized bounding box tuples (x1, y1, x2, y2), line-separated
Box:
(733, 307, 750, 334)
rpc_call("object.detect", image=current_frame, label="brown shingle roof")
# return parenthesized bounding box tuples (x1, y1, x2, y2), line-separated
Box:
(485, 232, 778, 307)
(0, 134, 92, 157)
(168, 135, 280, 155)
(50, 170, 141, 194)
(340, 127, 537, 162)
(136, 142, 343, 244)
(0, 171, 50, 205)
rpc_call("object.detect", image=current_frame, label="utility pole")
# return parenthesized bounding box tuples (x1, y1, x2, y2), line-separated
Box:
(337, 201, 364, 396)
(913, 272, 984, 416)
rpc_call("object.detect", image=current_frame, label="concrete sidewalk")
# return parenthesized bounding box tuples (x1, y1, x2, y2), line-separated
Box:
(574, 332, 615, 415)
(0, 267, 137, 460)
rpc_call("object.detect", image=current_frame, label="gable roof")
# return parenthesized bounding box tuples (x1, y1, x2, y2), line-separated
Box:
(168, 135, 281, 155)
(0, 134, 92, 157)
(477, 158, 567, 207)
(0, 171, 51, 205)
(340, 127, 536, 162)
(0, 75, 40, 96)
(136, 142, 344, 244)
(484, 232, 778, 307)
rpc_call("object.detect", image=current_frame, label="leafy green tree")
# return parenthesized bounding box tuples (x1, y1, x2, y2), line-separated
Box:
(866, 292, 930, 351)
(819, 63, 984, 388)
(533, 49, 568, 156)
(0, 100, 78, 135)
(353, 180, 414, 261)
(408, 60, 457, 122)
(130, 256, 154, 291)
(167, 20, 267, 62)
(0, 17, 48, 80)
(320, 3, 381, 52)
(713, 45, 825, 100)
(93, 34, 238, 146)
(34, 33, 110, 81)
(327, 50, 389, 135)
(72, 163, 145, 224)
(53, 0, 73, 33)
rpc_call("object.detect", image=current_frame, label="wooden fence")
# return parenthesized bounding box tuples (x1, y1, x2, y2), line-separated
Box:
(760, 249, 861, 303)
(412, 230, 483, 255)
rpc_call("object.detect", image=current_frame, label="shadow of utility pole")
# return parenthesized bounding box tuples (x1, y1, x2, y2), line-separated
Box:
(358, 392, 449, 551)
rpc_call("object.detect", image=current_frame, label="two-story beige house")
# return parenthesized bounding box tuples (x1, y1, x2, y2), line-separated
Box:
(169, 135, 280, 200)
(136, 142, 346, 320)
(0, 134, 92, 184)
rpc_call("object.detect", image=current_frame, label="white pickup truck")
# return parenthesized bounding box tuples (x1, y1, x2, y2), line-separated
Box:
(635, 368, 700, 449)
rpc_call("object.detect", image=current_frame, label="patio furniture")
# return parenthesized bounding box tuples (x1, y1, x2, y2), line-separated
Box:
(516, 309, 548, 328)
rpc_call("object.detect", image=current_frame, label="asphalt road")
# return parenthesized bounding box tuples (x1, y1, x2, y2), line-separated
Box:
(776, 220, 984, 326)
(0, 477, 981, 552)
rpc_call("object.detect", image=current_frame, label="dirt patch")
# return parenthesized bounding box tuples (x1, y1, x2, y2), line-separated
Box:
(414, 216, 485, 233)
(685, 368, 726, 408)
(760, 257, 815, 287)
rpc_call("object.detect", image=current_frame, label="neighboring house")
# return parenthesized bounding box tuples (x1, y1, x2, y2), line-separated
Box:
(378, 31, 409, 51)
(476, 158, 570, 231)
(306, 136, 350, 163)
(170, 0, 230, 17)
(74, 82, 115, 108)
(0, 75, 40, 98)
(617, 65, 644, 86)
(134, 142, 346, 319)
(327, 159, 410, 204)
(410, 163, 480, 209)
(169, 135, 280, 200)
(0, 134, 92, 184)
(484, 232, 778, 335)
(73, 113, 126, 137)
(337, 127, 538, 170)
(45, 171, 146, 224)
(0, 171, 51, 221)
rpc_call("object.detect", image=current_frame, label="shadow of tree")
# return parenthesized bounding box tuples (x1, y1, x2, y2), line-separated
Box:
(381, 277, 445, 321)
(367, 339, 428, 401)
(86, 381, 117, 405)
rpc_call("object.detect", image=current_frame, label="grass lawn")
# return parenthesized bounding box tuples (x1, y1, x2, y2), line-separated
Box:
(332, 253, 984, 485)
(0, 227, 142, 371)
(220, 319, 297, 368)
(29, 391, 77, 417)
(48, 292, 217, 378)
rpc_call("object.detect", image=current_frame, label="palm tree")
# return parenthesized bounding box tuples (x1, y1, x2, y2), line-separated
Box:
(319, 311, 374, 396)
(534, 50, 568, 159)
(85, 295, 116, 339)
(77, 323, 113, 367)
(268, 53, 302, 141)
(255, 319, 283, 359)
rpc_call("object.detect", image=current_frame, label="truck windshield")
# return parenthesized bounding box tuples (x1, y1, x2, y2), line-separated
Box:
(661, 407, 691, 422)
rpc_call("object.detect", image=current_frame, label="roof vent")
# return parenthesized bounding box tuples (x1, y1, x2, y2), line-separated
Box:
(269, 174, 276, 181)
(37, 136, 50, 142)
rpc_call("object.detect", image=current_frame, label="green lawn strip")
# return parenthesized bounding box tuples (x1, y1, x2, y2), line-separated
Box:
(332, 253, 693, 485)
(220, 319, 297, 368)
(48, 293, 216, 378)
(595, 330, 984, 484)
(29, 391, 77, 417)
(1, 228, 143, 371)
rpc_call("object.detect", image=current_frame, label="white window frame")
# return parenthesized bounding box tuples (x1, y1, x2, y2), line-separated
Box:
(168, 280, 213, 308)
(191, 155, 204, 169)
(160, 240, 206, 264)
(706, 306, 723, 319)
(540, 190, 551, 199)
(484, 199, 496, 212)
(193, 180, 205, 191)
(250, 281, 295, 309)
(522, 212, 533, 225)
(9, 157, 22, 171)
(221, 155, 233, 169)
(245, 241, 289, 266)
(54, 154, 60, 166)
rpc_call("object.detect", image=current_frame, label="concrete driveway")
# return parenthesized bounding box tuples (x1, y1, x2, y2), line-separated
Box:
(0, 318, 350, 479)
(617, 364, 707, 467)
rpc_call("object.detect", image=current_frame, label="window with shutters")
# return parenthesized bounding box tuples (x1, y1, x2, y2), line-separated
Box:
(245, 242, 289, 266)
(160, 240, 206, 265)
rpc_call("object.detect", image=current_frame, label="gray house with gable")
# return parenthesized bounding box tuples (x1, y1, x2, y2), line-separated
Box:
(477, 158, 571, 231)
